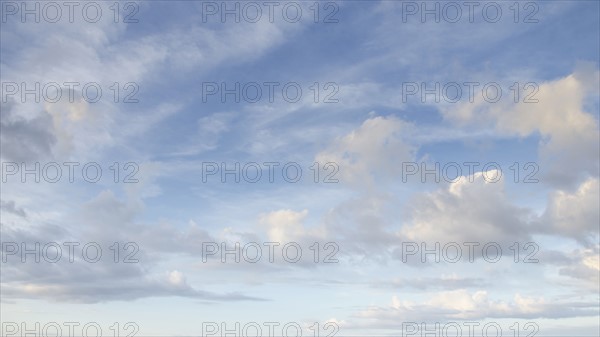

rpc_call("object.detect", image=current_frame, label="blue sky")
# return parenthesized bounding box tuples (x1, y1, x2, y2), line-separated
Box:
(1, 1, 599, 336)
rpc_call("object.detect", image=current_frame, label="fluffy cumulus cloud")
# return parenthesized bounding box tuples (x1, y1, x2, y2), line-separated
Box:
(540, 178, 599, 246)
(442, 65, 600, 188)
(315, 116, 416, 187)
(259, 209, 327, 243)
(312, 112, 598, 265)
(399, 170, 534, 247)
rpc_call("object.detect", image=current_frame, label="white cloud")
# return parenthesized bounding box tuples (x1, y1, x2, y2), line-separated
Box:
(558, 246, 600, 288)
(441, 66, 600, 188)
(354, 290, 598, 327)
(259, 209, 330, 245)
(316, 116, 416, 187)
(399, 171, 533, 247)
(541, 177, 599, 245)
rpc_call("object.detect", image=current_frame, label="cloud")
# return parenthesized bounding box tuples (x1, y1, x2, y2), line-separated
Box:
(540, 177, 599, 246)
(0, 215, 265, 304)
(0, 181, 268, 303)
(0, 101, 56, 162)
(260, 209, 319, 243)
(169, 112, 235, 156)
(322, 194, 398, 261)
(0, 200, 27, 218)
(315, 115, 416, 188)
(441, 66, 600, 188)
(399, 170, 534, 248)
(1, 1, 598, 329)
(1, 3, 301, 163)
(557, 246, 600, 289)
(370, 274, 488, 291)
(0, 277, 262, 304)
(353, 290, 599, 328)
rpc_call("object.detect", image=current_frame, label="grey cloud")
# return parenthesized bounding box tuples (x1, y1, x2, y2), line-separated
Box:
(0, 200, 27, 218)
(0, 100, 56, 162)
(0, 221, 266, 304)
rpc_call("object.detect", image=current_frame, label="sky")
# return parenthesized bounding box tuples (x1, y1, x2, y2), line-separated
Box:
(0, 0, 599, 336)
